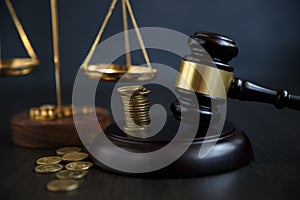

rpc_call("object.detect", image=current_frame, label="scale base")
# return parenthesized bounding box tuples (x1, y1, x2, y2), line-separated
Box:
(93, 119, 253, 178)
(11, 107, 110, 148)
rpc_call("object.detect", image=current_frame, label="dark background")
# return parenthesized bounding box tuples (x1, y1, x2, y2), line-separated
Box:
(0, 0, 300, 137)
(1, 1, 300, 199)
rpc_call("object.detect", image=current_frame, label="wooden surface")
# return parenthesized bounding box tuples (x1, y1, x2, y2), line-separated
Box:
(0, 101, 299, 200)
(100, 120, 253, 178)
(10, 107, 110, 148)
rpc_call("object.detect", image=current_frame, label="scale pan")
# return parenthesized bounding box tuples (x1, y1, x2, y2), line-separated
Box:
(82, 64, 157, 82)
(0, 58, 39, 76)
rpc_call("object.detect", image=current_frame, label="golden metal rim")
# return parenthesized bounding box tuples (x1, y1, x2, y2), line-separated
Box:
(1, 0, 40, 77)
(81, 0, 155, 82)
(82, 63, 157, 82)
(0, 58, 39, 76)
(175, 60, 234, 99)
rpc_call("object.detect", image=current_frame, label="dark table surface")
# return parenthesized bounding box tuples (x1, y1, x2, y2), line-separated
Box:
(0, 98, 300, 200)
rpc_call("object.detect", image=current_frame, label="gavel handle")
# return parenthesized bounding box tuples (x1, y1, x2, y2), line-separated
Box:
(228, 78, 300, 111)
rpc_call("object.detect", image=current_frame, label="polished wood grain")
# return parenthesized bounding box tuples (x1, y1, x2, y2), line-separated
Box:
(0, 102, 299, 200)
(11, 107, 110, 148)
(229, 78, 300, 110)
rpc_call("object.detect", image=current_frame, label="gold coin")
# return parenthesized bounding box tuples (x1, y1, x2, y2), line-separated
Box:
(36, 156, 62, 165)
(35, 164, 63, 173)
(47, 179, 79, 192)
(40, 104, 56, 110)
(62, 152, 89, 162)
(56, 169, 88, 179)
(117, 85, 144, 94)
(56, 147, 81, 155)
(65, 161, 93, 170)
(82, 106, 94, 114)
(62, 105, 73, 117)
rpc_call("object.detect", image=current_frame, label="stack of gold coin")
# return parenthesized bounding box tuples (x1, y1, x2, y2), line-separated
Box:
(118, 86, 151, 131)
(34, 146, 94, 192)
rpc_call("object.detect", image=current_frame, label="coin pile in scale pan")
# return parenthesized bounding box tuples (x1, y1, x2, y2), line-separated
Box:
(34, 146, 94, 192)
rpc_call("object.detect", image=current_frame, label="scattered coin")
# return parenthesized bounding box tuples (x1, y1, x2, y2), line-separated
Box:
(34, 146, 93, 192)
(47, 179, 79, 192)
(56, 147, 81, 155)
(56, 169, 88, 180)
(35, 164, 63, 173)
(65, 161, 93, 170)
(36, 156, 62, 165)
(62, 152, 89, 162)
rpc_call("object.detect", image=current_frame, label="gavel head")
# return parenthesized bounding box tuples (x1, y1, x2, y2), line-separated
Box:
(185, 31, 238, 72)
(171, 32, 239, 128)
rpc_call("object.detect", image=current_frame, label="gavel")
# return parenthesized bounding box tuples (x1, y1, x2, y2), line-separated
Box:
(94, 31, 297, 177)
(171, 32, 300, 127)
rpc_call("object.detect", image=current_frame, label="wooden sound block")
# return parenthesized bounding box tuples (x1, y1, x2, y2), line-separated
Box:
(11, 107, 110, 148)
(91, 118, 253, 178)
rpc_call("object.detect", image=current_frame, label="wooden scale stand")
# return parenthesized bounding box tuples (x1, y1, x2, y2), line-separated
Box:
(1, 0, 110, 148)
(6, 0, 155, 148)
